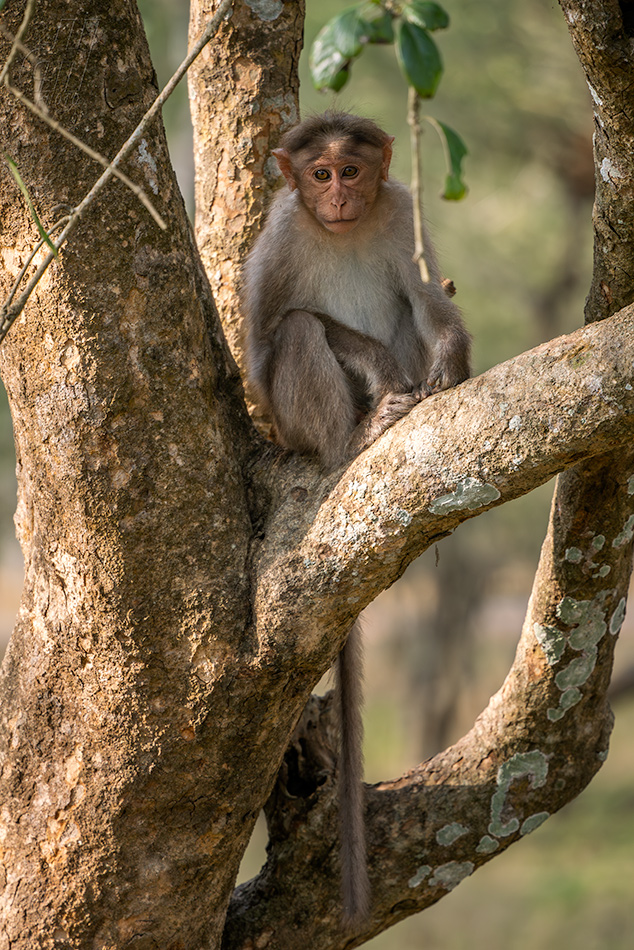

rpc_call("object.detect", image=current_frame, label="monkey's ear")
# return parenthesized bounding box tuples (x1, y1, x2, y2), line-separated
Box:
(381, 136, 395, 181)
(272, 148, 297, 191)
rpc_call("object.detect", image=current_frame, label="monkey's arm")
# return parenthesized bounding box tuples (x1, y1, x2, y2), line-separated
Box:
(412, 284, 471, 392)
(240, 195, 301, 401)
(386, 183, 472, 392)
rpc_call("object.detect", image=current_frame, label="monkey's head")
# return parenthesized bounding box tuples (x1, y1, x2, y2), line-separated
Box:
(273, 112, 394, 234)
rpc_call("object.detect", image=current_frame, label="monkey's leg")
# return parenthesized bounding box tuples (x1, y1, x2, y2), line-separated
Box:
(316, 315, 428, 459)
(337, 621, 370, 926)
(269, 310, 357, 468)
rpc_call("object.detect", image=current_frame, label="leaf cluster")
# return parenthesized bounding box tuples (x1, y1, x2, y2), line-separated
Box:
(311, 1, 449, 96)
(310, 1, 467, 200)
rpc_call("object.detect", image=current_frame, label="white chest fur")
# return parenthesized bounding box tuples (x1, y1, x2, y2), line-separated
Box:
(288, 234, 405, 344)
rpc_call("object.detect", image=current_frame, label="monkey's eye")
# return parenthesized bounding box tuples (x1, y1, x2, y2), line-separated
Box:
(314, 169, 331, 181)
(341, 166, 359, 178)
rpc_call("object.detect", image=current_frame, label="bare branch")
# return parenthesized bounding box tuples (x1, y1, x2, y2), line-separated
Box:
(0, 23, 166, 229)
(0, 0, 34, 87)
(0, 0, 234, 344)
(407, 87, 431, 283)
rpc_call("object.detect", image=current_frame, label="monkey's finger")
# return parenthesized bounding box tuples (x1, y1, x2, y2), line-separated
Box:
(413, 381, 433, 399)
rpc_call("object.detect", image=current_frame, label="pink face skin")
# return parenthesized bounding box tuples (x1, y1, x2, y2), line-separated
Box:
(273, 137, 394, 234)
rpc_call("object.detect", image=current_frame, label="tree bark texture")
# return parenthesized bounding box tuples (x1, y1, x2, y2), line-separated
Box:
(0, 2, 258, 947)
(0, 1, 632, 949)
(188, 0, 304, 377)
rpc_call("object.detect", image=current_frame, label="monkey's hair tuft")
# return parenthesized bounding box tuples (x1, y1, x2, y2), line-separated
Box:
(280, 111, 389, 153)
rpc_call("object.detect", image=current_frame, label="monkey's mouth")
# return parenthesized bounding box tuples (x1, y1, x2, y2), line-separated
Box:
(323, 217, 360, 233)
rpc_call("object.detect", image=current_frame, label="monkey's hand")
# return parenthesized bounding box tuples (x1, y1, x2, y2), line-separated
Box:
(426, 355, 470, 394)
(426, 329, 471, 394)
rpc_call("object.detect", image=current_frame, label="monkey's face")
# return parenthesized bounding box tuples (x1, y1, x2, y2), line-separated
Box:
(274, 137, 393, 234)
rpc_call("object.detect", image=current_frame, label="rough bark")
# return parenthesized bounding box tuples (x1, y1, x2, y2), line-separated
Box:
(188, 0, 304, 375)
(0, 2, 257, 947)
(0, 1, 632, 949)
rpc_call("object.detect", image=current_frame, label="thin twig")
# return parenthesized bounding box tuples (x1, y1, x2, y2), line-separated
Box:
(3, 215, 70, 314)
(0, 0, 234, 343)
(5, 77, 167, 229)
(407, 87, 430, 284)
(0, 0, 35, 87)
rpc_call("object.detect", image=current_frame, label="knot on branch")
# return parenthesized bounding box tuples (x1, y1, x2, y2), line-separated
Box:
(264, 692, 339, 843)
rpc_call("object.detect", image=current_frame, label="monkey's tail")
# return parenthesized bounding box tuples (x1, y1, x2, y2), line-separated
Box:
(336, 619, 370, 927)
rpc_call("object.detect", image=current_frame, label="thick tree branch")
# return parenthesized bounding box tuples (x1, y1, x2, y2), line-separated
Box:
(225, 451, 634, 950)
(252, 305, 634, 667)
(188, 0, 304, 373)
(558, 0, 634, 321)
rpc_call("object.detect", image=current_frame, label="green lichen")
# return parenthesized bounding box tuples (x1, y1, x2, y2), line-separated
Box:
(395, 508, 413, 527)
(610, 597, 627, 635)
(429, 861, 475, 891)
(539, 596, 610, 720)
(436, 822, 469, 846)
(476, 835, 499, 854)
(548, 686, 582, 721)
(245, 0, 283, 20)
(613, 514, 634, 548)
(489, 751, 548, 838)
(592, 535, 606, 550)
(429, 477, 500, 515)
(564, 547, 583, 563)
(628, 475, 634, 495)
(557, 596, 606, 651)
(557, 596, 589, 626)
(408, 865, 432, 888)
(533, 623, 566, 666)
(555, 650, 597, 690)
(592, 564, 611, 579)
(520, 812, 550, 835)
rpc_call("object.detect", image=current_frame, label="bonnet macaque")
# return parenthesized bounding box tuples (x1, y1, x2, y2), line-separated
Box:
(241, 112, 471, 925)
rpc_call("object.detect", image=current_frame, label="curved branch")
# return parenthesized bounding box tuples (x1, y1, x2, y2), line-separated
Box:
(252, 305, 634, 666)
(224, 451, 633, 950)
(221, 5, 634, 944)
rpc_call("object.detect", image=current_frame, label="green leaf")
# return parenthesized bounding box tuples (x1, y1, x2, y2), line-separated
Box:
(4, 155, 58, 256)
(434, 120, 468, 200)
(395, 21, 443, 98)
(442, 172, 467, 201)
(329, 8, 369, 58)
(402, 1, 450, 32)
(362, 8, 395, 43)
(310, 4, 395, 91)
(310, 25, 350, 91)
(329, 67, 351, 93)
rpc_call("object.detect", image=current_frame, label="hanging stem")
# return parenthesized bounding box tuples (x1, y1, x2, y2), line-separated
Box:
(407, 86, 430, 283)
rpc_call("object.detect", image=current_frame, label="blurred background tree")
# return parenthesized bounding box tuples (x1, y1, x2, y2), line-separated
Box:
(0, 0, 632, 946)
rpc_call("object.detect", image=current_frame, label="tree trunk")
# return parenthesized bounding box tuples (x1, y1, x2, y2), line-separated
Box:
(0, 2, 259, 946)
(188, 0, 304, 384)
